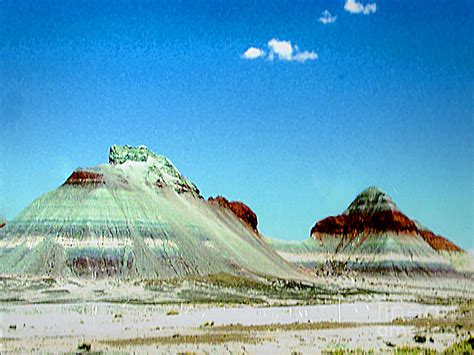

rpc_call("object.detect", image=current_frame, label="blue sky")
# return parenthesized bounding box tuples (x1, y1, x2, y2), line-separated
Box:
(1, 0, 473, 249)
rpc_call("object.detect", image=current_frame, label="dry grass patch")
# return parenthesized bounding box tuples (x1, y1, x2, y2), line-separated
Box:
(101, 332, 261, 347)
(210, 321, 386, 332)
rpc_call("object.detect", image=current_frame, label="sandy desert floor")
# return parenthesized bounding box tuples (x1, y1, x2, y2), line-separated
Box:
(0, 301, 472, 353)
(0, 274, 473, 353)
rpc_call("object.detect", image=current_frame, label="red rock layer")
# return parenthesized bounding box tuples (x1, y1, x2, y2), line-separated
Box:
(311, 211, 418, 236)
(208, 196, 258, 233)
(419, 230, 462, 252)
(64, 171, 105, 186)
(311, 210, 462, 252)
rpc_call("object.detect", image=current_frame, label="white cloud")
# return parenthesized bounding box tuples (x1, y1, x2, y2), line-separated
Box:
(344, 0, 376, 15)
(241, 39, 317, 63)
(242, 47, 265, 59)
(293, 51, 318, 62)
(319, 10, 337, 24)
(268, 39, 294, 61)
(267, 38, 317, 63)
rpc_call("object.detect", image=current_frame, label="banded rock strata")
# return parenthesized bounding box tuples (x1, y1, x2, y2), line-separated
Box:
(0, 145, 298, 280)
(269, 187, 473, 276)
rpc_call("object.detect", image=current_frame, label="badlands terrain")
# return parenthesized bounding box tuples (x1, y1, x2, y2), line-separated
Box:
(0, 145, 473, 353)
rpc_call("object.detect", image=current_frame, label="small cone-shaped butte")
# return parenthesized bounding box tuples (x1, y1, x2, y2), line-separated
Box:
(269, 186, 470, 276)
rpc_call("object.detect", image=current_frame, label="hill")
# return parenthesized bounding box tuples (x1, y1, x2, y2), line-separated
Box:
(0, 145, 299, 280)
(269, 187, 472, 275)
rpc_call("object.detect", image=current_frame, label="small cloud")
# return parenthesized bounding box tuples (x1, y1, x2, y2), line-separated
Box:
(344, 0, 376, 15)
(241, 39, 317, 63)
(242, 47, 265, 59)
(319, 10, 337, 24)
(268, 39, 294, 61)
(293, 51, 318, 62)
(267, 38, 317, 63)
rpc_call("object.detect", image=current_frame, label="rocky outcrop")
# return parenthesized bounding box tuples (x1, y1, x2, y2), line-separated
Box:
(109, 145, 157, 165)
(109, 145, 201, 197)
(208, 196, 258, 233)
(311, 187, 463, 252)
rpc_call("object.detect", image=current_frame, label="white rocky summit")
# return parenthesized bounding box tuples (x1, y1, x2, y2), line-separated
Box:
(108, 144, 201, 196)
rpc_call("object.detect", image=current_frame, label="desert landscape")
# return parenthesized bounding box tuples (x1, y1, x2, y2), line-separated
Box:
(2, 1, 473, 353)
(0, 145, 472, 353)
